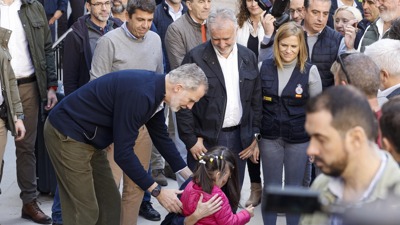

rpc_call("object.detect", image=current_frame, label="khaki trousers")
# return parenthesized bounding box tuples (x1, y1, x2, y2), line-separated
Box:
(44, 119, 121, 225)
(106, 125, 152, 225)
(16, 81, 39, 203)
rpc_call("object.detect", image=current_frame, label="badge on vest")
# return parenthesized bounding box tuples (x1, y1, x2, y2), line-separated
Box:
(263, 96, 272, 101)
(295, 84, 303, 98)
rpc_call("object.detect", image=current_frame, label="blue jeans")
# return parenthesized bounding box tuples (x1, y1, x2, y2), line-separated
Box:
(51, 160, 153, 223)
(187, 128, 247, 189)
(259, 138, 309, 225)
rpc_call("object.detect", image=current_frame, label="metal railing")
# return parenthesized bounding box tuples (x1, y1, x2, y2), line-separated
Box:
(52, 28, 72, 82)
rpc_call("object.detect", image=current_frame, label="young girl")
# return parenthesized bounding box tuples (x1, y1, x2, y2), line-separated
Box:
(180, 146, 254, 225)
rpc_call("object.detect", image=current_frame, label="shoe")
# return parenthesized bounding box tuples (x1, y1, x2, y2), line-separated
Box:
(151, 169, 168, 186)
(245, 183, 262, 207)
(164, 164, 176, 181)
(21, 199, 52, 224)
(139, 201, 161, 221)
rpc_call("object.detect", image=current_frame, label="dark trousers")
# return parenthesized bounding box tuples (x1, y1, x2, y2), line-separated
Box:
(187, 129, 247, 189)
(16, 81, 39, 204)
(247, 158, 261, 183)
(68, 0, 85, 27)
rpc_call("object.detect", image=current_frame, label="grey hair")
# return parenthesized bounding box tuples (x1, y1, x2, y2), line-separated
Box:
(337, 53, 380, 98)
(168, 63, 208, 92)
(207, 7, 237, 31)
(304, 0, 331, 10)
(389, 17, 400, 40)
(364, 39, 400, 79)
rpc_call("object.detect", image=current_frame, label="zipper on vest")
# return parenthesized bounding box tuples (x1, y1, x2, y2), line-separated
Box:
(278, 96, 282, 137)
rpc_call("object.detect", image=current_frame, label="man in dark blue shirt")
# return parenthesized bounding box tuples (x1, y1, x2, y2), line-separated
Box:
(43, 64, 207, 225)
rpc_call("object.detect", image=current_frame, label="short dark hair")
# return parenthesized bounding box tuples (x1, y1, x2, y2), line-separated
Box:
(127, 0, 156, 18)
(306, 85, 378, 141)
(86, 0, 91, 4)
(337, 53, 380, 98)
(389, 17, 400, 40)
(304, 0, 331, 10)
(380, 96, 400, 154)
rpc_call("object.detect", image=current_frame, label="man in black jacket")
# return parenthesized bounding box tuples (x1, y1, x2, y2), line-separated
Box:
(62, 0, 123, 96)
(176, 8, 262, 188)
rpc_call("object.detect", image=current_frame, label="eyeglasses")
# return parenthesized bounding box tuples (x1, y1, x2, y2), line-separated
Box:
(90, 1, 111, 7)
(336, 53, 351, 84)
(289, 8, 303, 15)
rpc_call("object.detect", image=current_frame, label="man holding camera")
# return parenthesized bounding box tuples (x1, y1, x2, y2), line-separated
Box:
(260, 0, 345, 89)
(299, 85, 400, 225)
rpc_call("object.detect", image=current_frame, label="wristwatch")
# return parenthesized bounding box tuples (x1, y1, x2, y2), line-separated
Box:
(17, 114, 25, 121)
(255, 133, 261, 141)
(151, 184, 162, 197)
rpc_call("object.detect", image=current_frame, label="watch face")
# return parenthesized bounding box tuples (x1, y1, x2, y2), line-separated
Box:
(152, 189, 160, 197)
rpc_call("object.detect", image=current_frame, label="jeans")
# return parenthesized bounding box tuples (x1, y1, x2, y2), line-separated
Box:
(187, 128, 246, 189)
(52, 187, 63, 224)
(259, 138, 309, 225)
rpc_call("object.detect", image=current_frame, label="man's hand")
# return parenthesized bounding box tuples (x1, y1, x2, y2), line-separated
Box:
(239, 138, 257, 160)
(14, 119, 26, 141)
(45, 89, 58, 111)
(344, 19, 358, 51)
(190, 137, 207, 160)
(49, 10, 63, 25)
(155, 187, 184, 214)
(261, 11, 276, 37)
(250, 146, 259, 164)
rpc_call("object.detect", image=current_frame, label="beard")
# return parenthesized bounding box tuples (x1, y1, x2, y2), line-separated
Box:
(93, 10, 110, 22)
(315, 147, 349, 177)
(112, 0, 127, 14)
(169, 91, 186, 112)
(379, 6, 398, 22)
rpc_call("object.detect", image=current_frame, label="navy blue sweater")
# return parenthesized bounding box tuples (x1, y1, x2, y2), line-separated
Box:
(48, 70, 187, 190)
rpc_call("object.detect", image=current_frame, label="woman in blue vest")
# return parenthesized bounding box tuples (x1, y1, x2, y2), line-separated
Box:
(259, 22, 322, 225)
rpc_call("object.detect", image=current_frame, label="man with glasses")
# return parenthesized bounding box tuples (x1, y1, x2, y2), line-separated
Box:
(289, 0, 306, 24)
(359, 0, 400, 52)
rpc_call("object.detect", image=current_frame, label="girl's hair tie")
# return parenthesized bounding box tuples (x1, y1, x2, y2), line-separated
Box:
(199, 159, 206, 164)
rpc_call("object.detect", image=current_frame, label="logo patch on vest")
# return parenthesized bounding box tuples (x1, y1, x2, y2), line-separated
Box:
(263, 96, 272, 101)
(295, 84, 303, 98)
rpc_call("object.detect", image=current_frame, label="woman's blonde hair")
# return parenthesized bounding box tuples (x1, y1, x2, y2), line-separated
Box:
(333, 6, 363, 31)
(273, 22, 308, 73)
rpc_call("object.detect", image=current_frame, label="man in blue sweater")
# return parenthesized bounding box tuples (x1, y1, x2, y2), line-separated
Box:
(43, 64, 207, 225)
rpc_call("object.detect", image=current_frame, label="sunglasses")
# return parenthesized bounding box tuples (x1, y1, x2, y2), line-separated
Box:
(336, 53, 351, 85)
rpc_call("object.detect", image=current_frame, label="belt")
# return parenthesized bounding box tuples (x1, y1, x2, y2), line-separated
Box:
(17, 75, 36, 86)
(221, 125, 240, 132)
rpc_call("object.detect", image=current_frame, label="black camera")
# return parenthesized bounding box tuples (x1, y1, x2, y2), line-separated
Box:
(256, 0, 290, 29)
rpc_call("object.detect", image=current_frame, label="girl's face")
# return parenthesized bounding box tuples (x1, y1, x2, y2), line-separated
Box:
(214, 166, 231, 188)
(278, 35, 300, 64)
(246, 0, 263, 17)
(335, 10, 356, 36)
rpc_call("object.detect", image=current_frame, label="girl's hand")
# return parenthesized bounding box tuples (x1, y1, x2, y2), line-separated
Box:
(245, 204, 255, 217)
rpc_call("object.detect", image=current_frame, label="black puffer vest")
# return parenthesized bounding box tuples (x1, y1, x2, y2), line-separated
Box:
(305, 27, 342, 89)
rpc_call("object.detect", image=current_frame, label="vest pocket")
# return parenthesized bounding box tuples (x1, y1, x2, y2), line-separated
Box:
(261, 76, 274, 88)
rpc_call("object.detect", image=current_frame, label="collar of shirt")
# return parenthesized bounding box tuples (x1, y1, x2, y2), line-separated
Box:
(87, 15, 110, 34)
(376, 18, 385, 39)
(337, 0, 357, 8)
(189, 12, 206, 25)
(328, 148, 388, 202)
(247, 18, 262, 37)
(302, 25, 323, 37)
(213, 43, 238, 60)
(121, 22, 147, 40)
(382, 83, 400, 97)
(165, 0, 183, 21)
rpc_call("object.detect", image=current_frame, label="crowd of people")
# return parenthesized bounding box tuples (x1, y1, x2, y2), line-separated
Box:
(1, 0, 400, 224)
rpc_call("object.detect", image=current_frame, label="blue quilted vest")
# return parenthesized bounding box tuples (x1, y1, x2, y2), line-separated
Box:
(260, 59, 312, 143)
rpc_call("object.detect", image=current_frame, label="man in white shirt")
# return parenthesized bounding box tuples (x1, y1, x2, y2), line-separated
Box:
(0, 0, 57, 223)
(299, 85, 400, 225)
(364, 39, 400, 99)
(176, 8, 262, 189)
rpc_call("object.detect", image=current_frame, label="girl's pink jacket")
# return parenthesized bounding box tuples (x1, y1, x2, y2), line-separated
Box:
(180, 181, 251, 225)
